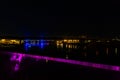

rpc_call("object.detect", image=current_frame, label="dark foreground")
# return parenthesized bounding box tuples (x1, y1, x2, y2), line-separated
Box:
(0, 52, 120, 80)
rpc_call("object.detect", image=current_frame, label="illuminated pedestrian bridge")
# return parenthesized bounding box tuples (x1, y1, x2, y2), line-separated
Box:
(8, 52, 120, 72)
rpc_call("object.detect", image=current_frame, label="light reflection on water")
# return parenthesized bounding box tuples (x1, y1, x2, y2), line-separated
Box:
(1, 40, 120, 72)
(1, 40, 119, 73)
(16, 40, 119, 60)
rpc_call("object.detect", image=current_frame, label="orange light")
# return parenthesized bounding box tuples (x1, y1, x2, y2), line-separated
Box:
(1, 39, 5, 42)
(64, 39, 67, 42)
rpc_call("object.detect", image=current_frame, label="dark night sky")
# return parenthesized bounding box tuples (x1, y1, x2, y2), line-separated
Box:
(0, 1, 120, 36)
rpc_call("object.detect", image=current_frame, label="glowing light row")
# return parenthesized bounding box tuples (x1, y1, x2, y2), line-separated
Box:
(0, 39, 20, 44)
(8, 52, 120, 72)
(24, 39, 49, 51)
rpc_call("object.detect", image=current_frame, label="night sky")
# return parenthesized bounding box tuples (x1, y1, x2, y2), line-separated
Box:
(0, 1, 120, 37)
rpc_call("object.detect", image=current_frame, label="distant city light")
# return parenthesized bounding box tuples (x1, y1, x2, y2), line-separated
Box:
(1, 39, 5, 42)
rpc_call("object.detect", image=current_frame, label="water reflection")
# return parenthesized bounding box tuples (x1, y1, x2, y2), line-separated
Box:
(56, 39, 79, 49)
(57, 44, 78, 49)
(106, 48, 109, 55)
(14, 63, 20, 71)
(115, 48, 117, 55)
(46, 59, 48, 63)
(83, 52, 87, 57)
(2, 39, 120, 72)
(57, 43, 63, 48)
(66, 55, 69, 59)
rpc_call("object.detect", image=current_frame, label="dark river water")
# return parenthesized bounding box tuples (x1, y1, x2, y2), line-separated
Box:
(0, 41, 120, 80)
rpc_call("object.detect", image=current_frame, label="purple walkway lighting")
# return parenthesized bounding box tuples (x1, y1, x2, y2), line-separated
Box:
(9, 52, 120, 72)
(10, 53, 24, 62)
(10, 53, 25, 71)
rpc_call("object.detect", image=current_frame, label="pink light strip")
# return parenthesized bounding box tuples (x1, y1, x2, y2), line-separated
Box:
(8, 52, 120, 71)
